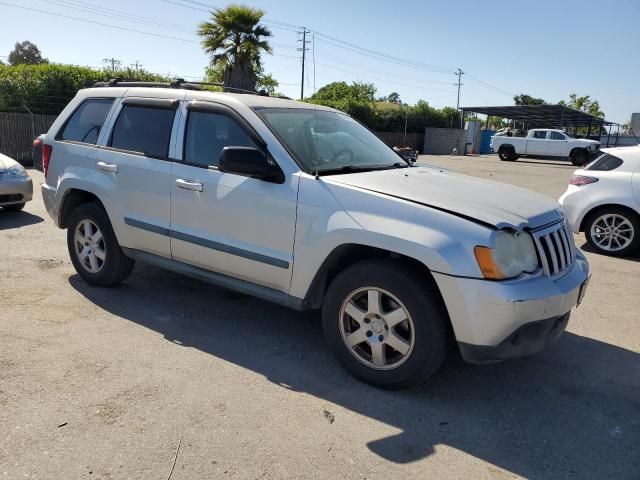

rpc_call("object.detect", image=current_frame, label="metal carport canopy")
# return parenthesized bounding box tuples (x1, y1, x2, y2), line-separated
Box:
(460, 104, 615, 128)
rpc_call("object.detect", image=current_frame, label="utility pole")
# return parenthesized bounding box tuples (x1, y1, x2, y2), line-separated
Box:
(130, 60, 142, 73)
(454, 68, 464, 128)
(297, 28, 310, 100)
(103, 57, 121, 75)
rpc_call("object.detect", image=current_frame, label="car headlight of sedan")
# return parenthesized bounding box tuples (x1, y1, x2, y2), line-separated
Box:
(7, 164, 28, 177)
(474, 230, 539, 280)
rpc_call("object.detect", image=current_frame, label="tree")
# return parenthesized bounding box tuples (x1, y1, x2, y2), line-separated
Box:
(560, 93, 604, 118)
(8, 41, 47, 65)
(198, 4, 271, 92)
(387, 92, 401, 104)
(204, 62, 278, 94)
(0, 63, 166, 114)
(513, 93, 546, 105)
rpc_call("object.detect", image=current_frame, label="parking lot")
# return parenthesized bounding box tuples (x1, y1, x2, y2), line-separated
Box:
(1, 155, 638, 479)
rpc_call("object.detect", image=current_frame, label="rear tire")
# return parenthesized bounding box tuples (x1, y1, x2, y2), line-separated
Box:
(584, 207, 639, 257)
(322, 259, 449, 389)
(498, 146, 517, 161)
(3, 203, 25, 212)
(67, 203, 135, 286)
(570, 149, 589, 166)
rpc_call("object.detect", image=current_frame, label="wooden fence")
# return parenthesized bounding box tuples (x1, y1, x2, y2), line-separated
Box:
(375, 131, 425, 153)
(0, 112, 57, 165)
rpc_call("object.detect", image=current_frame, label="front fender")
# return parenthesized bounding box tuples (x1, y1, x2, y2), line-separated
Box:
(289, 176, 492, 299)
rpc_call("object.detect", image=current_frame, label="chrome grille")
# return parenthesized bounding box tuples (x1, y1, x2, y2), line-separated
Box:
(532, 221, 576, 277)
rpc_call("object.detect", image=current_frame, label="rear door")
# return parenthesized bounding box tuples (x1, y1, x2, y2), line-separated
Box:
(169, 101, 297, 292)
(95, 96, 182, 258)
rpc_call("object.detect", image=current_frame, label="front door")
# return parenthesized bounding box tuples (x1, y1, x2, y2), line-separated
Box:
(170, 102, 297, 292)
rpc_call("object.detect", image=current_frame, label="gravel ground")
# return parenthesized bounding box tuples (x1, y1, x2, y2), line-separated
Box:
(1, 155, 638, 479)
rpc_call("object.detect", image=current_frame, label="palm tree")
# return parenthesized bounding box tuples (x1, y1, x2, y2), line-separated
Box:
(198, 4, 272, 92)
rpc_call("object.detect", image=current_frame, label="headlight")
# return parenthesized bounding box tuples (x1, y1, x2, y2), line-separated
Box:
(7, 164, 28, 177)
(474, 231, 539, 280)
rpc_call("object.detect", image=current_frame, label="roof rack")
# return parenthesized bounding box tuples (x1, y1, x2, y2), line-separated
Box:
(92, 78, 273, 97)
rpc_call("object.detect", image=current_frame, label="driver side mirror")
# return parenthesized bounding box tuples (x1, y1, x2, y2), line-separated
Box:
(219, 147, 284, 184)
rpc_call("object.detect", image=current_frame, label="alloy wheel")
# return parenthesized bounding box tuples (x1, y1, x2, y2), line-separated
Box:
(74, 219, 106, 273)
(590, 213, 634, 252)
(339, 287, 415, 370)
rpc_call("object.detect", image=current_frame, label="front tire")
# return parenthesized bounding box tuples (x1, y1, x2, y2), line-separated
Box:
(67, 203, 135, 286)
(322, 260, 449, 389)
(584, 207, 639, 257)
(570, 149, 589, 166)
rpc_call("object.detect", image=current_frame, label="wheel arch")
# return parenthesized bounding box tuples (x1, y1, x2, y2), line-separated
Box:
(303, 244, 445, 310)
(59, 188, 107, 229)
(579, 203, 640, 232)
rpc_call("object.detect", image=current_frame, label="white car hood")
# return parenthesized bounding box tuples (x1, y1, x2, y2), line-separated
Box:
(324, 166, 563, 230)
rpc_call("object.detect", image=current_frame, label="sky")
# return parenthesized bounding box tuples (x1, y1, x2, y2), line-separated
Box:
(1, 0, 638, 124)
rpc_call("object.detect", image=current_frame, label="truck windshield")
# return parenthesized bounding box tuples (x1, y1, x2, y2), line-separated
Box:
(256, 108, 407, 174)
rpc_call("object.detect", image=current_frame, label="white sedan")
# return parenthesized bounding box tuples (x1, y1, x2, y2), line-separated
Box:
(560, 146, 640, 256)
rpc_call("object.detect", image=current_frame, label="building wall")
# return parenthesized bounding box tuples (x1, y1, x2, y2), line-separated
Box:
(423, 127, 466, 155)
(599, 135, 640, 147)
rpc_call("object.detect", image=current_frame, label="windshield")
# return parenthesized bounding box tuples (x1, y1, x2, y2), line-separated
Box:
(256, 108, 406, 174)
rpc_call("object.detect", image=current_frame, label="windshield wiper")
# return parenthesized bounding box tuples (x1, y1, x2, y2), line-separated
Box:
(316, 162, 408, 176)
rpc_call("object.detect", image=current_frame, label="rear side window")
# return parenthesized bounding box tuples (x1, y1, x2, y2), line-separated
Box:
(586, 154, 623, 171)
(184, 111, 257, 168)
(532, 131, 547, 139)
(59, 98, 114, 144)
(110, 105, 176, 158)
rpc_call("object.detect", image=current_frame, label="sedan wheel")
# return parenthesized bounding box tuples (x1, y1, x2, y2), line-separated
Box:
(339, 287, 415, 370)
(586, 209, 639, 257)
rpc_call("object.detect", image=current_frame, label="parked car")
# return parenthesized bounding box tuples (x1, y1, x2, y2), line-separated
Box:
(559, 146, 640, 256)
(392, 146, 418, 163)
(40, 83, 590, 388)
(0, 152, 33, 211)
(491, 128, 600, 166)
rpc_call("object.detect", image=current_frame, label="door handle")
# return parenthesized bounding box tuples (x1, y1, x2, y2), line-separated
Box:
(176, 178, 203, 192)
(97, 161, 118, 173)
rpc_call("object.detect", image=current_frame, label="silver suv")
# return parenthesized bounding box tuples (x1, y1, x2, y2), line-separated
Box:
(41, 82, 590, 388)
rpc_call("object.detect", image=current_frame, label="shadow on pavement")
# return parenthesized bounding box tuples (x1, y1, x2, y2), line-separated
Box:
(0, 210, 44, 230)
(580, 241, 640, 263)
(69, 264, 640, 479)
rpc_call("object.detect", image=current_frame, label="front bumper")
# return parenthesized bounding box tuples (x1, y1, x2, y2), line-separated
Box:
(433, 251, 589, 363)
(0, 176, 33, 206)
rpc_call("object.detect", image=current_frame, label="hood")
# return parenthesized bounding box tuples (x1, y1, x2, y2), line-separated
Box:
(0, 153, 19, 171)
(581, 139, 600, 145)
(324, 166, 563, 230)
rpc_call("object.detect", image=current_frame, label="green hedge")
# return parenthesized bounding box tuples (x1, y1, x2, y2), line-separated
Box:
(0, 63, 167, 114)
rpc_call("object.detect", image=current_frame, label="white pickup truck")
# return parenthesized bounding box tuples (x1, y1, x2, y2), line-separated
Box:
(491, 129, 600, 166)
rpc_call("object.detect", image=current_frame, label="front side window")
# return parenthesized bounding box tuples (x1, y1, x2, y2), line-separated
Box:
(110, 105, 176, 158)
(184, 111, 257, 168)
(256, 108, 405, 174)
(533, 131, 548, 139)
(60, 98, 114, 144)
(550, 132, 565, 140)
(586, 153, 623, 171)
